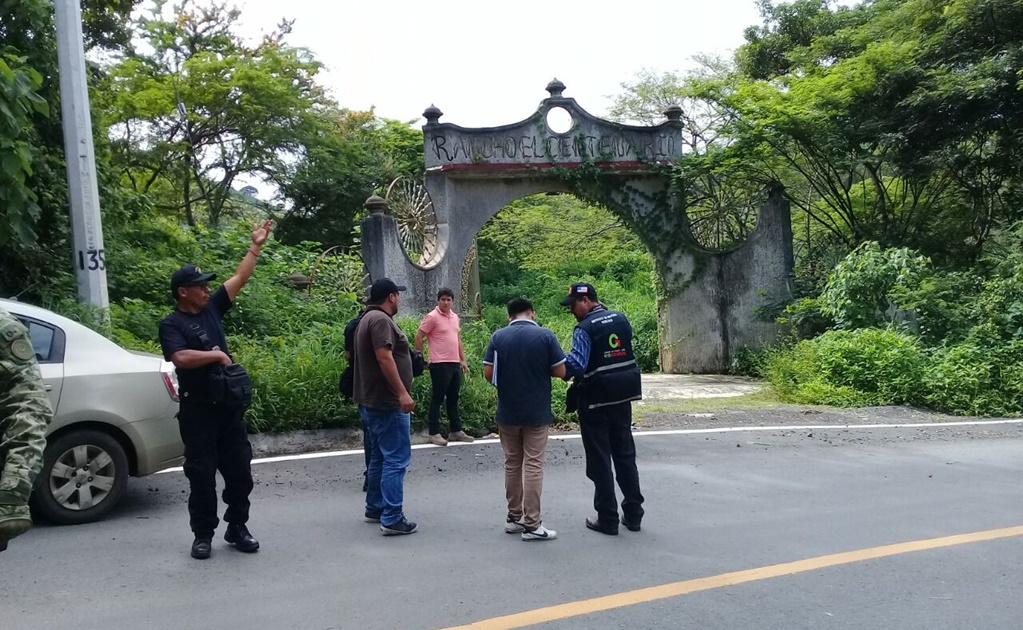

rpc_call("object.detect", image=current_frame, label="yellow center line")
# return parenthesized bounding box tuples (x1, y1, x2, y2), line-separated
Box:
(437, 525, 1023, 630)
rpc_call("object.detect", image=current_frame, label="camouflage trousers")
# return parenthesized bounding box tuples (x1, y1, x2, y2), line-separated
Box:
(1, 411, 46, 544)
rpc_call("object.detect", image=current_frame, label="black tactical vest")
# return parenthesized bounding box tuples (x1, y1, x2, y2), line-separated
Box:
(576, 307, 642, 409)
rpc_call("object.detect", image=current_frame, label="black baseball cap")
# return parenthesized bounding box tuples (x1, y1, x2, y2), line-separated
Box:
(560, 282, 598, 306)
(367, 277, 407, 304)
(171, 264, 217, 294)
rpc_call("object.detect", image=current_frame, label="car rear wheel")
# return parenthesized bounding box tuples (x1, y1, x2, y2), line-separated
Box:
(31, 430, 129, 525)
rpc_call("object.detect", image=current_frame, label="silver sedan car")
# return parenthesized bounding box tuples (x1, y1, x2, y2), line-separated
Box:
(1, 299, 183, 525)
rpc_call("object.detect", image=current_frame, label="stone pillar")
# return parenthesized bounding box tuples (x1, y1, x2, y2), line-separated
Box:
(658, 251, 725, 373)
(658, 186, 793, 373)
(359, 195, 393, 283)
(722, 185, 793, 354)
(358, 195, 440, 317)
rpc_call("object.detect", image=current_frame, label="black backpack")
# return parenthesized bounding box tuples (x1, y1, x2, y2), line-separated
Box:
(338, 312, 364, 400)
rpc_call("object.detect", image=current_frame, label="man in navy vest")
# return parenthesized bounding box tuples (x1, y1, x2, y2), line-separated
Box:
(562, 282, 644, 535)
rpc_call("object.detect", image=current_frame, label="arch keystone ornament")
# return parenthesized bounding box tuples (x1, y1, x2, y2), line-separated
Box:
(359, 81, 794, 373)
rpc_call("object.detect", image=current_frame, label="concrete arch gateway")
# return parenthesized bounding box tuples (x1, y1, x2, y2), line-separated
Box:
(359, 81, 794, 373)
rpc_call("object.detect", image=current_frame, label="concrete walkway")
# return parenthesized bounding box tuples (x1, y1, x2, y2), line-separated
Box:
(641, 373, 762, 399)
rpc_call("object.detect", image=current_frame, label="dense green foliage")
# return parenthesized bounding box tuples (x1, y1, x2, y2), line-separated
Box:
(760, 226, 1023, 416)
(768, 328, 928, 407)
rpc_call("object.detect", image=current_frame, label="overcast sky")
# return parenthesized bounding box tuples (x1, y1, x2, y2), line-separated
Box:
(230, 0, 765, 128)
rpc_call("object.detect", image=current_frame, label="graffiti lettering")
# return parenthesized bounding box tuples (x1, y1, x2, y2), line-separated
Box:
(428, 131, 682, 164)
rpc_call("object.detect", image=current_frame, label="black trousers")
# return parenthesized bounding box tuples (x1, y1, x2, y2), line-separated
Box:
(578, 401, 644, 526)
(428, 362, 463, 434)
(177, 402, 254, 538)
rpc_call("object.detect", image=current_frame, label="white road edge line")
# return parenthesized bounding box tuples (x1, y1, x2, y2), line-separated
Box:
(154, 418, 1023, 474)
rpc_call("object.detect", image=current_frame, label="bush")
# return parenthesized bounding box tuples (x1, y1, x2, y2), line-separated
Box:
(234, 324, 356, 433)
(922, 334, 1023, 416)
(767, 328, 927, 407)
(776, 297, 833, 340)
(889, 271, 984, 345)
(819, 242, 930, 329)
(729, 345, 774, 378)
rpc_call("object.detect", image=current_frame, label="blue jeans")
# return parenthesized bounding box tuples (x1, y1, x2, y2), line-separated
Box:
(359, 405, 411, 526)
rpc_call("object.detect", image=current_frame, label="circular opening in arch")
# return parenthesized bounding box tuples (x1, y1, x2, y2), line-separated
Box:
(545, 107, 573, 134)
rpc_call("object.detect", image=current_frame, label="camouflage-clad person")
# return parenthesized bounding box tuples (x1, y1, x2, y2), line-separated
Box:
(0, 306, 52, 552)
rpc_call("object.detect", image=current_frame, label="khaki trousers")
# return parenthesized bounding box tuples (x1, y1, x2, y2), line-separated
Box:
(499, 424, 549, 530)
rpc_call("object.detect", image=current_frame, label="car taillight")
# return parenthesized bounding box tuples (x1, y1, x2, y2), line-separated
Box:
(161, 364, 179, 402)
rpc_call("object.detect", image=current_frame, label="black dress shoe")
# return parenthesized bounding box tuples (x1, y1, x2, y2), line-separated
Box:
(191, 537, 212, 559)
(224, 524, 260, 553)
(585, 516, 619, 536)
(621, 516, 642, 532)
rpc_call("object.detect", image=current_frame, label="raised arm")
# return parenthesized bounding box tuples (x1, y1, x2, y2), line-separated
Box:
(223, 220, 272, 302)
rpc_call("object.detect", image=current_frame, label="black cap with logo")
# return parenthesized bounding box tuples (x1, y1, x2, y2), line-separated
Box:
(560, 282, 598, 306)
(171, 264, 217, 295)
(367, 277, 407, 304)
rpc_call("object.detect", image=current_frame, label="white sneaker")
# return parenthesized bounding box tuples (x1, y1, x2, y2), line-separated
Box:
(521, 525, 557, 541)
(505, 518, 526, 534)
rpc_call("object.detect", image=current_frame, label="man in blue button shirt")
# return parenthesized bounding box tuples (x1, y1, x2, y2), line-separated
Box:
(483, 298, 566, 541)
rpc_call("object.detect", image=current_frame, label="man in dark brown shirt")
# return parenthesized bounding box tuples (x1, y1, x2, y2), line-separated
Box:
(353, 278, 417, 535)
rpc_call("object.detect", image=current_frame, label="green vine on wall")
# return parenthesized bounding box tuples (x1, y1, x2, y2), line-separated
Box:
(523, 133, 711, 299)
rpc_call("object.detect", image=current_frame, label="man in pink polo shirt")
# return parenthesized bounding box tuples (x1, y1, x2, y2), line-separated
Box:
(415, 288, 474, 446)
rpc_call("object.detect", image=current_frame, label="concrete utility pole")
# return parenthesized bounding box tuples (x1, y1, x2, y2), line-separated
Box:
(54, 0, 109, 309)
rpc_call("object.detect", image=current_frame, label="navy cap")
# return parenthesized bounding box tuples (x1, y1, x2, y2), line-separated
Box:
(171, 264, 217, 294)
(367, 277, 407, 304)
(560, 282, 598, 306)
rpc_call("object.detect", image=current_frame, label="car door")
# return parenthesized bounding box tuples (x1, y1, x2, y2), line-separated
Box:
(14, 315, 66, 412)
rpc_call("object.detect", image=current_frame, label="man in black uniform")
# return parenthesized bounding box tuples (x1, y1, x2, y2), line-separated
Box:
(159, 220, 271, 559)
(561, 282, 644, 535)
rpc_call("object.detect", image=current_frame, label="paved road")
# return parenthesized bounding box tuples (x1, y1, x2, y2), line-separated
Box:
(3, 420, 1022, 630)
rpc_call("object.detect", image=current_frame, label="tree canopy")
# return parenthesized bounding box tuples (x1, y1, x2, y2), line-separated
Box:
(613, 0, 1023, 281)
(0, 0, 423, 300)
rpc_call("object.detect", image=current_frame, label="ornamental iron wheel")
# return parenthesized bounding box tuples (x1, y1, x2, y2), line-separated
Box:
(308, 246, 369, 298)
(386, 176, 440, 269)
(684, 189, 759, 252)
